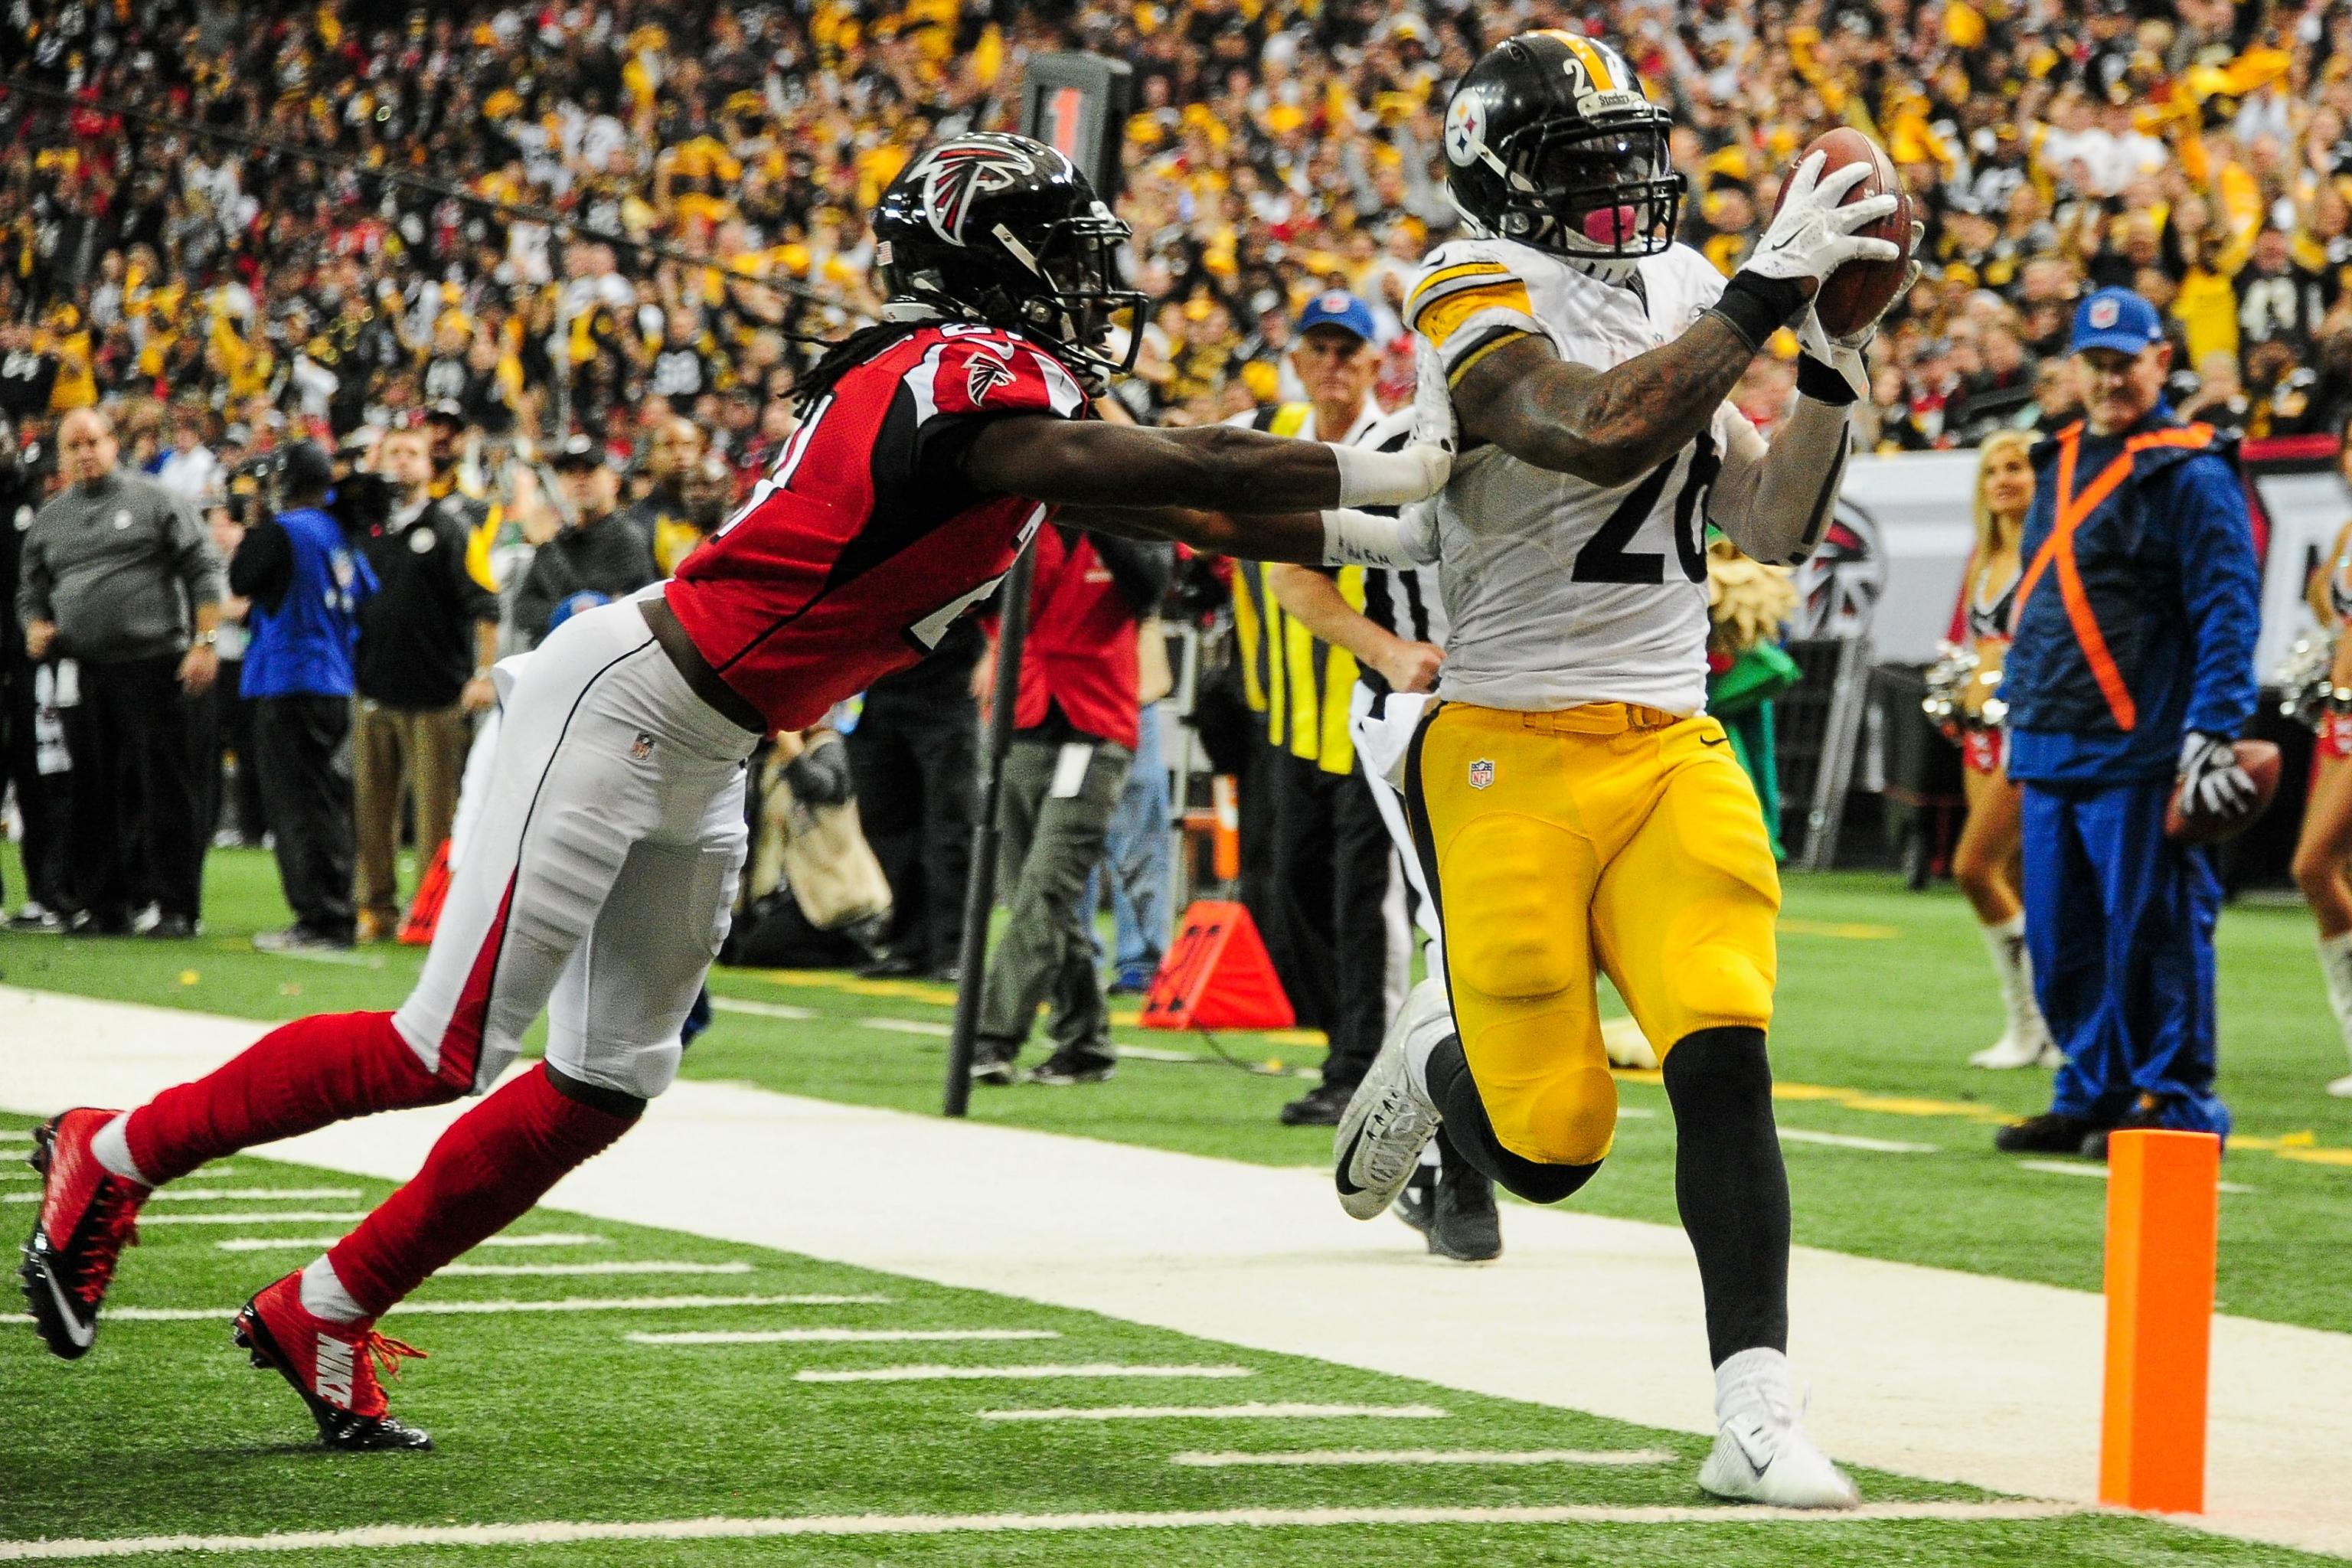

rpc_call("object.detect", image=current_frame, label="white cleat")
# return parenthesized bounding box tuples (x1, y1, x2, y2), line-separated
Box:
(1334, 978, 1449, 1221)
(1968, 1029, 2060, 1070)
(1697, 1349, 1859, 1510)
(2328, 1073, 2352, 1099)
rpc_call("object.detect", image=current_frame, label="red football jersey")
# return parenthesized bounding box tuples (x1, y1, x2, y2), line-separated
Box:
(666, 322, 1087, 731)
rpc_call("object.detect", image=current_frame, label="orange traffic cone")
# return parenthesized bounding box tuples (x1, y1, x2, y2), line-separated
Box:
(1139, 900, 1295, 1031)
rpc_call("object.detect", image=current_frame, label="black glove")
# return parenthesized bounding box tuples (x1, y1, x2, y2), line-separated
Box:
(782, 737, 854, 808)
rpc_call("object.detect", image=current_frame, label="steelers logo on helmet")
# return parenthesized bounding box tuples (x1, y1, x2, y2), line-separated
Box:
(1441, 30, 1685, 278)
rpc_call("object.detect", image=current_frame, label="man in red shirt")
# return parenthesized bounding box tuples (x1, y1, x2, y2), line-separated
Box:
(972, 526, 1171, 1085)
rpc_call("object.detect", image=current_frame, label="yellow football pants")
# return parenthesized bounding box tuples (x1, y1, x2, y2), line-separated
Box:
(1404, 701, 1781, 1166)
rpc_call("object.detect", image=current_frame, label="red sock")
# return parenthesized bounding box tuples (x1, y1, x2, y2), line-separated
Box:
(125, 1011, 456, 1187)
(326, 1064, 638, 1317)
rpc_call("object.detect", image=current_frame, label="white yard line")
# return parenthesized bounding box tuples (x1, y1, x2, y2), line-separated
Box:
(860, 1018, 952, 1037)
(134, 1211, 367, 1226)
(1779, 1129, 1939, 1155)
(1168, 1448, 1678, 1468)
(977, 1403, 1449, 1423)
(2018, 1160, 2257, 1195)
(0, 1186, 362, 1204)
(1, 985, 2344, 1559)
(0, 1501, 2094, 1560)
(58, 1294, 890, 1323)
(628, 1328, 1057, 1345)
(795, 1364, 1253, 1384)
(216, 1232, 609, 1252)
(436, 1261, 753, 1278)
(707, 998, 819, 1021)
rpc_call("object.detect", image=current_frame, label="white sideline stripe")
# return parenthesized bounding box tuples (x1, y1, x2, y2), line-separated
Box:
(797, 1363, 1252, 1384)
(68, 1294, 888, 1324)
(861, 1018, 952, 1037)
(1113, 1046, 1202, 1064)
(629, 1328, 1057, 1345)
(217, 1232, 609, 1252)
(438, 1261, 754, 1278)
(708, 998, 819, 1021)
(0, 1186, 362, 1204)
(0, 1501, 2092, 1559)
(979, 1403, 1447, 1423)
(1168, 1448, 1678, 1468)
(2018, 1160, 2257, 1194)
(1779, 1129, 1939, 1155)
(136, 1212, 366, 1226)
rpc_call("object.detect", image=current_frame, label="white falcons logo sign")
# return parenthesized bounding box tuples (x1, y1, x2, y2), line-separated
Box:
(918, 143, 1030, 245)
(966, 348, 1017, 404)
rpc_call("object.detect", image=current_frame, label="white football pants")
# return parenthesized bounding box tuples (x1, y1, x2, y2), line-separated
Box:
(392, 599, 756, 1101)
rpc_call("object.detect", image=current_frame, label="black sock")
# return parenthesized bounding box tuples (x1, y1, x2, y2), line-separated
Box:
(1424, 1034, 1599, 1204)
(1662, 1025, 1790, 1367)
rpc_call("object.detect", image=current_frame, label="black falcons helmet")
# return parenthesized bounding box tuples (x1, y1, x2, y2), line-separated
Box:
(872, 132, 1145, 388)
(1440, 31, 1683, 270)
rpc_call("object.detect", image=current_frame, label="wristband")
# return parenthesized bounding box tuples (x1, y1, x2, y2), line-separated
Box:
(1795, 354, 1858, 407)
(1321, 508, 1437, 569)
(1332, 441, 1448, 508)
(1710, 272, 1810, 352)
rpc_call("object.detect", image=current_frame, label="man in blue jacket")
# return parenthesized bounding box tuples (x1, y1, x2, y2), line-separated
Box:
(231, 442, 376, 952)
(1995, 288, 2259, 1158)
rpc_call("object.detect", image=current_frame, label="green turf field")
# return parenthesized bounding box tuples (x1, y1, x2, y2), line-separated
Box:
(5, 844, 2349, 1336)
(0, 1122, 2331, 1566)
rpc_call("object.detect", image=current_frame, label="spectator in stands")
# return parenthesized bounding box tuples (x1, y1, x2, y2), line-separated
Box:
(231, 442, 374, 952)
(350, 424, 501, 942)
(619, 414, 708, 577)
(512, 435, 658, 648)
(15, 408, 220, 937)
(153, 406, 222, 501)
(970, 525, 1172, 1088)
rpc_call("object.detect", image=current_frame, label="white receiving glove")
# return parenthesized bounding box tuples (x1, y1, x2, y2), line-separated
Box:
(1741, 153, 1903, 290)
(1795, 220, 1926, 403)
(2177, 732, 2258, 818)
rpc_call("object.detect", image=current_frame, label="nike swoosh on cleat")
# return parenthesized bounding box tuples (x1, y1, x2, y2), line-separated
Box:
(1729, 1421, 1774, 1478)
(1334, 1125, 1370, 1196)
(28, 1246, 96, 1350)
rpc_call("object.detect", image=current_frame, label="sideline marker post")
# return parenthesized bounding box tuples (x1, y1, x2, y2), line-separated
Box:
(2099, 1128, 2220, 1514)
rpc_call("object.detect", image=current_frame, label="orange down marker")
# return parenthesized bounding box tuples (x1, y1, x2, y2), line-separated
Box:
(2099, 1129, 2221, 1514)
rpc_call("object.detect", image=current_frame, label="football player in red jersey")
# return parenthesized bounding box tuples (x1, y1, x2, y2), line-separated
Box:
(18, 133, 1453, 1448)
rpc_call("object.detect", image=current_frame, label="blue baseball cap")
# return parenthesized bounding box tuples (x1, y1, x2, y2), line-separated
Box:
(2070, 287, 2164, 357)
(1296, 289, 1377, 345)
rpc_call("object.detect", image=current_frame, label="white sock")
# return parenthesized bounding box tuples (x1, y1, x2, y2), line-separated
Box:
(1713, 1346, 1795, 1426)
(2318, 933, 2352, 1062)
(1401, 998, 1454, 1102)
(1978, 914, 2047, 1040)
(299, 1256, 369, 1324)
(90, 1113, 152, 1187)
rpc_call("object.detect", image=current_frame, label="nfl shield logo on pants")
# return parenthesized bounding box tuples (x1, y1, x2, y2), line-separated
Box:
(1468, 758, 1494, 790)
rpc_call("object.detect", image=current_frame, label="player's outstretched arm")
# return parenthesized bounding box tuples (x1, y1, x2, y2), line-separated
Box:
(1059, 502, 1436, 570)
(963, 416, 1446, 514)
(1451, 153, 1896, 490)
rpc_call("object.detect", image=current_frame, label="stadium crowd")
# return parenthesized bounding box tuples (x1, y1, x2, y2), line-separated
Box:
(2, 0, 2349, 950)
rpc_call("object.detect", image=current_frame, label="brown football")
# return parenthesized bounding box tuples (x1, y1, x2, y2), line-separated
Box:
(2164, 740, 2282, 844)
(1772, 126, 1917, 339)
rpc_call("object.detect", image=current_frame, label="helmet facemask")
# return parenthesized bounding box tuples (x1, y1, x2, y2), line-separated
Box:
(1485, 114, 1683, 279)
(998, 208, 1147, 394)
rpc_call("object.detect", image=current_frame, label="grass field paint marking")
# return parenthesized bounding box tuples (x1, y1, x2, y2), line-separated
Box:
(135, 1211, 366, 1226)
(217, 1232, 609, 1253)
(1778, 1129, 1939, 1155)
(1778, 919, 1902, 939)
(436, 1261, 754, 1278)
(796, 1363, 1253, 1384)
(861, 1018, 953, 1037)
(977, 1403, 1449, 1423)
(74, 1293, 890, 1324)
(707, 998, 820, 1021)
(3, 1186, 364, 1205)
(1168, 1448, 1679, 1468)
(260, 946, 388, 969)
(629, 1328, 1057, 1345)
(0, 1501, 2094, 1559)
(2020, 1161, 2255, 1195)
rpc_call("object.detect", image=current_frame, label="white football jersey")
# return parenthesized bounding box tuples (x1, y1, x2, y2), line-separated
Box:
(1406, 237, 1737, 714)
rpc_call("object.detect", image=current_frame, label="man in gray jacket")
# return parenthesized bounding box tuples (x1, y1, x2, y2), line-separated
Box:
(17, 408, 224, 936)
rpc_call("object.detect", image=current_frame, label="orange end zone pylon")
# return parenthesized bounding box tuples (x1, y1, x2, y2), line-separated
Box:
(2099, 1127, 2221, 1514)
(1139, 900, 1294, 1031)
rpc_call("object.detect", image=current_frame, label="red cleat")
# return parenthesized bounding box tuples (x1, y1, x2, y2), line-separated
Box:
(18, 1109, 148, 1360)
(232, 1271, 433, 1450)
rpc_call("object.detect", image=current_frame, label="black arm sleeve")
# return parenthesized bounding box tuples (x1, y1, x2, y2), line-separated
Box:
(1091, 534, 1174, 616)
(228, 518, 296, 615)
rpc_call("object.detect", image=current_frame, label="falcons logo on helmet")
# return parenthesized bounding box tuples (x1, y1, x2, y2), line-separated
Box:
(917, 140, 1031, 246)
(965, 347, 1017, 404)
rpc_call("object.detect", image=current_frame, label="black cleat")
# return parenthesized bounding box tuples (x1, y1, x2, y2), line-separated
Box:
(20, 1109, 147, 1360)
(1994, 1111, 2097, 1155)
(233, 1274, 433, 1451)
(1279, 1082, 1354, 1126)
(1429, 1163, 1502, 1263)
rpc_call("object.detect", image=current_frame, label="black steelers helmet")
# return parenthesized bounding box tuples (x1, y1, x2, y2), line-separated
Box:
(873, 132, 1145, 388)
(1440, 31, 1683, 271)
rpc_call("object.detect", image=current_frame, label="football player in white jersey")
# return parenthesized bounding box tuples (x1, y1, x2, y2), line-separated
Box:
(1331, 30, 1910, 1508)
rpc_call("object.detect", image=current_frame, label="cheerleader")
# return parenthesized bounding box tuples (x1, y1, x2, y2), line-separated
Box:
(2289, 444, 2352, 1097)
(1952, 431, 2058, 1069)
